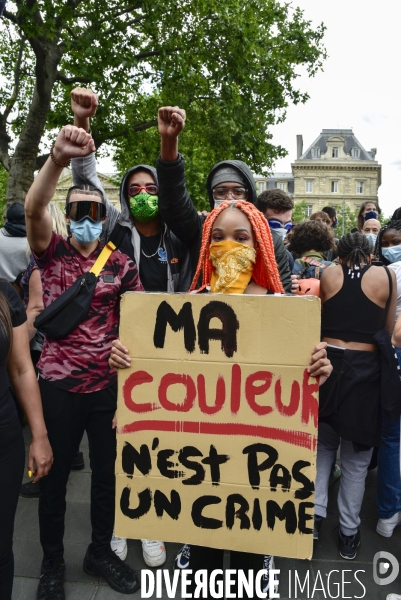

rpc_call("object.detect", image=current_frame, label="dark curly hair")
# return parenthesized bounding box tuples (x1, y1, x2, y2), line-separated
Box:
(287, 221, 335, 256)
(257, 188, 294, 213)
(356, 201, 381, 231)
(392, 207, 401, 220)
(337, 232, 370, 268)
(375, 219, 401, 264)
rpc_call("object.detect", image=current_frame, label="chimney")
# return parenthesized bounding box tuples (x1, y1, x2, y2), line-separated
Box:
(296, 135, 303, 159)
(371, 148, 377, 157)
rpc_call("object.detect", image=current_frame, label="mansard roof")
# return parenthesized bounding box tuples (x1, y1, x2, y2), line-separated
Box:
(300, 129, 376, 161)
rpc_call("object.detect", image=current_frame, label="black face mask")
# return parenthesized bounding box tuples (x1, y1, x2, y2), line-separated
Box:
(364, 210, 378, 221)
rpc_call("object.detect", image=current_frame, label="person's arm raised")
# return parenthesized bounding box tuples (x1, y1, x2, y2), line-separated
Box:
(158, 106, 186, 161)
(70, 88, 119, 239)
(71, 87, 98, 132)
(25, 126, 95, 256)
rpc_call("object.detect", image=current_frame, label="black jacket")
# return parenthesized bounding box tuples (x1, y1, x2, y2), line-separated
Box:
(156, 154, 292, 292)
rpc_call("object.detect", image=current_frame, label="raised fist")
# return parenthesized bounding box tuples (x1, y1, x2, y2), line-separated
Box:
(158, 106, 186, 138)
(71, 87, 98, 120)
(52, 125, 96, 163)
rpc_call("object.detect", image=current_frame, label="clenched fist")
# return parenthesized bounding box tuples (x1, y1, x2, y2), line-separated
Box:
(71, 87, 98, 120)
(158, 106, 186, 139)
(52, 125, 96, 164)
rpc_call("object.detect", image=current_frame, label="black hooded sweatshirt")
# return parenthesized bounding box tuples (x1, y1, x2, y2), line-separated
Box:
(156, 153, 292, 292)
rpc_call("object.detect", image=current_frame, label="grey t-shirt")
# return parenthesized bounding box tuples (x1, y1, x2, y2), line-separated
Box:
(0, 229, 29, 281)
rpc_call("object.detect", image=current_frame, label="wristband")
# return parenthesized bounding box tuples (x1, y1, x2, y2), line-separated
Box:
(50, 146, 71, 168)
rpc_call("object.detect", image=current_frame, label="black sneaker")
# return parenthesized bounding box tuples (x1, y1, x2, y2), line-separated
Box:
(313, 515, 324, 541)
(20, 480, 41, 498)
(71, 451, 85, 471)
(83, 544, 140, 594)
(338, 528, 360, 560)
(36, 562, 65, 600)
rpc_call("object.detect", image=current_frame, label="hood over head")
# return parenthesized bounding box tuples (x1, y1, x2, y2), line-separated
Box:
(4, 202, 26, 237)
(119, 164, 158, 225)
(206, 160, 257, 210)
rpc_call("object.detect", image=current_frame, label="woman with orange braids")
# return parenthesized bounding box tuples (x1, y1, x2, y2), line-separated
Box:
(110, 199, 332, 597)
(189, 199, 284, 295)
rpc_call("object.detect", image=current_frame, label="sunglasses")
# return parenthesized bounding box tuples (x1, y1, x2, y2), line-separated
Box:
(268, 219, 293, 232)
(66, 201, 106, 222)
(128, 184, 159, 197)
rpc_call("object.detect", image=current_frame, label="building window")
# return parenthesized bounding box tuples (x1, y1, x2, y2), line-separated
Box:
(311, 147, 320, 158)
(305, 180, 313, 193)
(278, 182, 286, 192)
(257, 181, 265, 194)
(356, 181, 364, 194)
(306, 205, 313, 217)
(331, 181, 338, 193)
(332, 147, 339, 158)
(351, 147, 360, 158)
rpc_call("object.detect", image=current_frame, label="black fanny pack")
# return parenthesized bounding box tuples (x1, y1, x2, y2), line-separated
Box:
(34, 223, 126, 340)
(34, 271, 97, 339)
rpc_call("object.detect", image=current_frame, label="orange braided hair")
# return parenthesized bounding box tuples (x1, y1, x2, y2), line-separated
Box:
(189, 200, 285, 293)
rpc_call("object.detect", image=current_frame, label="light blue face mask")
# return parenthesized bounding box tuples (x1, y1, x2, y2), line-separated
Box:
(70, 218, 102, 246)
(364, 233, 377, 248)
(382, 245, 401, 264)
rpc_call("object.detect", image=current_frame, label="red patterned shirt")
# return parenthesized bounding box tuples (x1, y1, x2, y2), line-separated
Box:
(35, 233, 143, 393)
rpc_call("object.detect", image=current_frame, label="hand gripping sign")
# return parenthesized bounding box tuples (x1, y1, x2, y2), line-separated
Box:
(115, 293, 320, 560)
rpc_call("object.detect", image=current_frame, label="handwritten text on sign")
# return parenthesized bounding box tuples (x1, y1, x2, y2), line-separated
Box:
(115, 293, 321, 559)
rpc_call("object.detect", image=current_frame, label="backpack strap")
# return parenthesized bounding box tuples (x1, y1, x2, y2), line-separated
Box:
(90, 222, 127, 278)
(383, 265, 393, 316)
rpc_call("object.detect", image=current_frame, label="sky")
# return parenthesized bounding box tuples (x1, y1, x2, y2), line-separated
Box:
(98, 0, 401, 217)
(267, 0, 401, 217)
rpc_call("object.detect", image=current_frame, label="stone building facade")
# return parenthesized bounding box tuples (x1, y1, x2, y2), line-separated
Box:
(53, 169, 120, 211)
(255, 129, 381, 217)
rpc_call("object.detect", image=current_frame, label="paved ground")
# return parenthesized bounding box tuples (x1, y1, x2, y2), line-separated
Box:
(13, 428, 401, 600)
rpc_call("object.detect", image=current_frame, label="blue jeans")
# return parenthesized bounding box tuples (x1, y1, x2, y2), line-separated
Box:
(376, 347, 401, 519)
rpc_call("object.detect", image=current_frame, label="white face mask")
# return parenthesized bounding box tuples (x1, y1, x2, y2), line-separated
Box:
(273, 227, 288, 240)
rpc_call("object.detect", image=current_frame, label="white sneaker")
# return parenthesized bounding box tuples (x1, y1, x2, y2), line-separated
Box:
(110, 531, 128, 561)
(261, 555, 276, 595)
(141, 540, 166, 567)
(386, 595, 401, 600)
(377, 512, 401, 537)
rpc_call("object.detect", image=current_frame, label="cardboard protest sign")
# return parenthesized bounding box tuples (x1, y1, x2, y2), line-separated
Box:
(115, 293, 320, 560)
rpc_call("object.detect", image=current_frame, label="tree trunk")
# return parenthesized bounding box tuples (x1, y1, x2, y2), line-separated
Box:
(6, 42, 63, 206)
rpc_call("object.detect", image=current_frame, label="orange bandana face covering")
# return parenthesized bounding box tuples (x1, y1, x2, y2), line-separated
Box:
(209, 241, 256, 294)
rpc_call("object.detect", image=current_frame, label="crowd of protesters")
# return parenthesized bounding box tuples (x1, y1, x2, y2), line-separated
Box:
(1, 88, 401, 600)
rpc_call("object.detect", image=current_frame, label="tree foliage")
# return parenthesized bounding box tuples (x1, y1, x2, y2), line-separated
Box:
(292, 200, 309, 224)
(0, 0, 326, 206)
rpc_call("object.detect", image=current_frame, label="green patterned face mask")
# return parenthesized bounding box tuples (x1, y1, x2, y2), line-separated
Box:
(129, 192, 159, 223)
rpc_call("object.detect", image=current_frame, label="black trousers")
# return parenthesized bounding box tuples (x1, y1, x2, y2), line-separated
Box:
(38, 378, 117, 567)
(0, 409, 25, 600)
